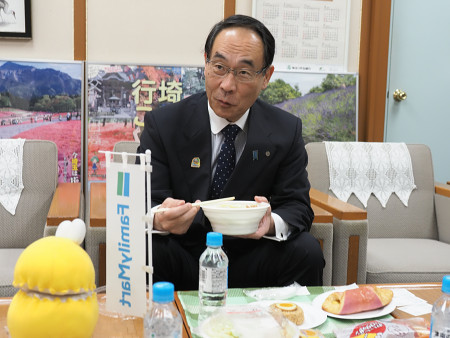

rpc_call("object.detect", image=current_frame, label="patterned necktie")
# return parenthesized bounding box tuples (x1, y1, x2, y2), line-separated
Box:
(211, 124, 241, 199)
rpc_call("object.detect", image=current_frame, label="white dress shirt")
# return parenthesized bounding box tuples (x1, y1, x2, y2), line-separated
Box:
(207, 102, 292, 241)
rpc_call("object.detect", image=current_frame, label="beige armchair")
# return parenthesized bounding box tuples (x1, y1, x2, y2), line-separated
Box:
(310, 204, 333, 286)
(0, 140, 83, 296)
(306, 142, 450, 284)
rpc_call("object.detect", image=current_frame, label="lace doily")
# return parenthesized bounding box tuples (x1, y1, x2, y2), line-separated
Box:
(0, 139, 25, 215)
(324, 142, 416, 208)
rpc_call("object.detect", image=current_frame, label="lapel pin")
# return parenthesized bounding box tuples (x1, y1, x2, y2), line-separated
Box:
(191, 157, 201, 168)
(265, 151, 270, 157)
(252, 150, 258, 161)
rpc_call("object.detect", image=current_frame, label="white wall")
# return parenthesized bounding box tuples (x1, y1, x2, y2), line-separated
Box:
(87, 0, 224, 66)
(347, 0, 362, 73)
(0, 0, 74, 61)
(0, 0, 361, 71)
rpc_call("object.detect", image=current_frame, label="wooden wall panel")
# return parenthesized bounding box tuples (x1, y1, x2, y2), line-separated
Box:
(74, 0, 86, 60)
(358, 0, 391, 141)
(224, 0, 236, 18)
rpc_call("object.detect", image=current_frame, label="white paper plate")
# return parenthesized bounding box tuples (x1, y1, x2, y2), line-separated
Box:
(256, 300, 327, 329)
(312, 290, 396, 320)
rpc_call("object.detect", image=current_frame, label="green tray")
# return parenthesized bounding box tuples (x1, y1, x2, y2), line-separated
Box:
(177, 286, 393, 338)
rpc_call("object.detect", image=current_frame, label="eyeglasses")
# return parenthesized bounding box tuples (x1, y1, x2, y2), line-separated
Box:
(206, 59, 266, 83)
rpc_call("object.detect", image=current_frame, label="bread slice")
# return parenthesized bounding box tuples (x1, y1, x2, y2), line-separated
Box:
(270, 302, 304, 325)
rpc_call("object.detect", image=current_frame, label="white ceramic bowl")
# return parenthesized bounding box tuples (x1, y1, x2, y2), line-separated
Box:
(202, 201, 270, 235)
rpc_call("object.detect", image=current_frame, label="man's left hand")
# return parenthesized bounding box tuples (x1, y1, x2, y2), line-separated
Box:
(238, 196, 275, 239)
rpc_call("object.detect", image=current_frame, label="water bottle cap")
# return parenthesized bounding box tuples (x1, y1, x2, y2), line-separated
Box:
(206, 232, 223, 246)
(442, 275, 450, 293)
(152, 282, 174, 303)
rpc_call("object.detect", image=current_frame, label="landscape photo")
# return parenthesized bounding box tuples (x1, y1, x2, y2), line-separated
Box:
(86, 65, 357, 182)
(259, 71, 358, 143)
(87, 63, 205, 181)
(0, 60, 83, 183)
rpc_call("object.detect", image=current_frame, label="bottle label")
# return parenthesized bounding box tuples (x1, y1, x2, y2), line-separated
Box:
(199, 266, 227, 293)
(431, 329, 450, 338)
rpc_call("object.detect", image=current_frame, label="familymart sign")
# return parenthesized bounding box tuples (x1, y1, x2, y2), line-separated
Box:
(105, 160, 147, 317)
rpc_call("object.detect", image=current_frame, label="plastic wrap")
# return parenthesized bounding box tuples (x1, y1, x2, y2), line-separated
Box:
(243, 282, 306, 300)
(334, 317, 430, 338)
(299, 329, 326, 338)
(194, 303, 298, 338)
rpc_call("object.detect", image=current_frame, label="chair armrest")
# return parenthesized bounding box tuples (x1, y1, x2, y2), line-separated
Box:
(310, 204, 333, 286)
(435, 184, 450, 244)
(90, 182, 106, 227)
(46, 183, 82, 226)
(311, 203, 333, 223)
(436, 184, 450, 198)
(86, 182, 107, 286)
(309, 188, 367, 220)
(309, 188, 368, 285)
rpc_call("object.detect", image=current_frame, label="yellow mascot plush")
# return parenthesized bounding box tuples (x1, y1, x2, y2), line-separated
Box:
(7, 219, 99, 338)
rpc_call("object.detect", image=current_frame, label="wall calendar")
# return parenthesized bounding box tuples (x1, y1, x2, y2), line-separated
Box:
(253, 0, 351, 72)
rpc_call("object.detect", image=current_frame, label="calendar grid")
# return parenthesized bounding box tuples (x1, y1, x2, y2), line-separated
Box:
(253, 0, 350, 72)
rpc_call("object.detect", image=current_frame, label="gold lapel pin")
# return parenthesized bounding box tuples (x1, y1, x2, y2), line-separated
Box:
(191, 157, 200, 168)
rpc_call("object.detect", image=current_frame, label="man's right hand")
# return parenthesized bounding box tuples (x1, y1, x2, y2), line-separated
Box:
(153, 198, 200, 234)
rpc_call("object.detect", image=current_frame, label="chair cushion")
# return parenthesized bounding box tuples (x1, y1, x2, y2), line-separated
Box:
(306, 143, 437, 240)
(113, 141, 140, 164)
(366, 238, 450, 283)
(0, 140, 58, 248)
(0, 248, 23, 296)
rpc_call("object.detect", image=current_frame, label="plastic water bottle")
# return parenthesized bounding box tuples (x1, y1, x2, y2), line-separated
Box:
(430, 275, 450, 338)
(143, 282, 182, 338)
(198, 232, 228, 321)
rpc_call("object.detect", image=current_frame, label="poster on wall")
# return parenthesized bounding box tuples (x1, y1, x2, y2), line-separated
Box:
(0, 0, 31, 38)
(253, 0, 351, 72)
(259, 71, 358, 142)
(87, 63, 205, 182)
(0, 59, 83, 183)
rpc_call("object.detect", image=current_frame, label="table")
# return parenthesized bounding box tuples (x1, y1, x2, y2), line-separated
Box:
(1, 285, 440, 337)
(387, 283, 442, 321)
(0, 295, 190, 338)
(174, 283, 443, 338)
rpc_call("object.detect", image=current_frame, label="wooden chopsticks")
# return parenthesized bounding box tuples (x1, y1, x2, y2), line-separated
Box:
(152, 196, 235, 213)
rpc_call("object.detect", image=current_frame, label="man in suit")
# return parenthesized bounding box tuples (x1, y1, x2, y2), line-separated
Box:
(138, 15, 324, 290)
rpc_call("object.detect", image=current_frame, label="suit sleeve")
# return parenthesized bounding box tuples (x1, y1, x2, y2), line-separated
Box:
(137, 111, 173, 207)
(269, 117, 314, 236)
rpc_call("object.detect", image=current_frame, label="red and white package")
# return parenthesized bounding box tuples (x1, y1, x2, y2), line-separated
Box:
(334, 317, 430, 338)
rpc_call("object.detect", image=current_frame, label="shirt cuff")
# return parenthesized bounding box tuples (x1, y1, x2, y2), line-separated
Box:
(263, 212, 291, 241)
(150, 204, 169, 235)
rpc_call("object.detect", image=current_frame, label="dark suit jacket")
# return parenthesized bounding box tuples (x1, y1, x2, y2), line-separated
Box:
(138, 92, 313, 243)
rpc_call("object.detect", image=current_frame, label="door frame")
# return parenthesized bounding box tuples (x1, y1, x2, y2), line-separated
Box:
(358, 0, 391, 142)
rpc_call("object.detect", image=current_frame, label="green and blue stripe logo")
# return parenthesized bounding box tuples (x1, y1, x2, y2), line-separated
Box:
(117, 172, 130, 197)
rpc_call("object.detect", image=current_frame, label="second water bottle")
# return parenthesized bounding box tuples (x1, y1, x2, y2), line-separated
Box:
(198, 232, 228, 320)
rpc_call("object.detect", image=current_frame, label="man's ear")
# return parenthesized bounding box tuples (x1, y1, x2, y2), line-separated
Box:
(261, 65, 275, 90)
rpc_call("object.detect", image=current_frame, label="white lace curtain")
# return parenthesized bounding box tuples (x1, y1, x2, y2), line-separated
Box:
(324, 142, 416, 208)
(0, 139, 25, 215)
